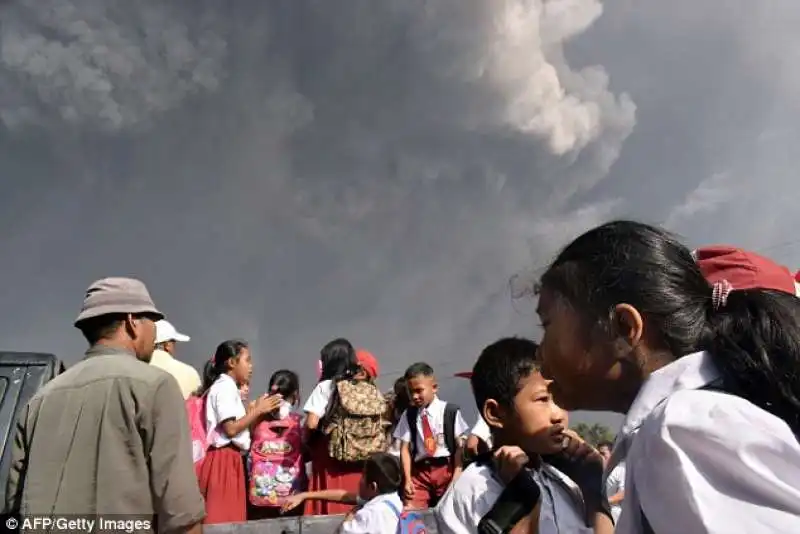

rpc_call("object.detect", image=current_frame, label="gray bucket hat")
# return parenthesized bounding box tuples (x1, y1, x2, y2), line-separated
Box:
(74, 277, 164, 327)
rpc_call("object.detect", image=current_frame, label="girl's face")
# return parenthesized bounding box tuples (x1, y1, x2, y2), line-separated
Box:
(536, 287, 621, 412)
(229, 347, 253, 386)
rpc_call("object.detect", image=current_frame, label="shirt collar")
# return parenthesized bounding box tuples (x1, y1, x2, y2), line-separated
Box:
(426, 396, 443, 411)
(84, 344, 137, 359)
(618, 351, 720, 439)
(217, 373, 237, 386)
(364, 491, 403, 508)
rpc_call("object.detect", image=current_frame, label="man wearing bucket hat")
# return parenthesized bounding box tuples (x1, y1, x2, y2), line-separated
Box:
(4, 277, 205, 533)
(150, 319, 201, 399)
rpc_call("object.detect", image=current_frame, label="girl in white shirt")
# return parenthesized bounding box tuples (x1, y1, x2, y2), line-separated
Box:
(196, 339, 281, 524)
(536, 221, 800, 533)
(302, 337, 363, 516)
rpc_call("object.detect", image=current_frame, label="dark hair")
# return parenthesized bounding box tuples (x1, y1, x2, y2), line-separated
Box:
(78, 314, 127, 344)
(597, 441, 614, 450)
(198, 339, 249, 395)
(471, 337, 540, 415)
(363, 452, 403, 494)
(195, 359, 216, 396)
(78, 312, 157, 345)
(391, 377, 411, 424)
(541, 220, 800, 435)
(404, 362, 435, 381)
(319, 338, 359, 382)
(269, 369, 300, 402)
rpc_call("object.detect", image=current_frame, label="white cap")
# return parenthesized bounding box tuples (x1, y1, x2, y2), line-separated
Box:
(155, 319, 190, 344)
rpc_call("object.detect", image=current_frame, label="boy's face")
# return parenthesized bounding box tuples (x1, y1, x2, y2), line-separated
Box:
(492, 370, 567, 455)
(407, 375, 437, 407)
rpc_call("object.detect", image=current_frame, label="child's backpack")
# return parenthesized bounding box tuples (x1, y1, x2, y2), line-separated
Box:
(185, 394, 209, 468)
(406, 402, 460, 461)
(384, 500, 428, 534)
(325, 379, 387, 462)
(249, 412, 306, 507)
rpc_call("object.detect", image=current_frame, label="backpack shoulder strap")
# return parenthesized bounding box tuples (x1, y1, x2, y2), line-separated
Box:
(443, 403, 459, 456)
(384, 498, 401, 517)
(406, 407, 419, 460)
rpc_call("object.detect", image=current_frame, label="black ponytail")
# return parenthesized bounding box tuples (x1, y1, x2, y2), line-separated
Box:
(319, 337, 359, 382)
(269, 369, 300, 403)
(703, 290, 800, 434)
(198, 339, 249, 396)
(541, 220, 800, 436)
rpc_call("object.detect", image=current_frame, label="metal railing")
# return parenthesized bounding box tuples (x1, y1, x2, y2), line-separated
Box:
(204, 510, 439, 533)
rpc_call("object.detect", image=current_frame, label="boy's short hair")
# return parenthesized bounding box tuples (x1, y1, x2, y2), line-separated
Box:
(597, 441, 614, 450)
(471, 337, 540, 414)
(404, 362, 435, 380)
(364, 452, 403, 494)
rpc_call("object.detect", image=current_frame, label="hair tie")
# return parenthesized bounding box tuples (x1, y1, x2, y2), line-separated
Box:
(712, 279, 733, 310)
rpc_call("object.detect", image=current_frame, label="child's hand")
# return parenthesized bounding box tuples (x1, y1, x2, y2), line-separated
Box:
(493, 445, 530, 485)
(403, 480, 415, 500)
(255, 393, 283, 415)
(281, 494, 305, 513)
(543, 430, 606, 522)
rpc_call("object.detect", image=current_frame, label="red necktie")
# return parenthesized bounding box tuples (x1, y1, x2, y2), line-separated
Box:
(421, 410, 437, 455)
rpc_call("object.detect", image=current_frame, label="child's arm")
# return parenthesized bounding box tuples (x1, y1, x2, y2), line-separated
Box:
(399, 441, 415, 500)
(220, 394, 281, 437)
(450, 409, 471, 481)
(391, 408, 415, 500)
(281, 489, 357, 513)
(451, 440, 464, 481)
(591, 512, 614, 534)
(509, 501, 541, 534)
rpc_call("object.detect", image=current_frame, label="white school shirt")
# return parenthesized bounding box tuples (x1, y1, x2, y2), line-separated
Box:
(605, 461, 625, 524)
(607, 351, 800, 534)
(470, 417, 493, 449)
(339, 491, 403, 534)
(393, 397, 470, 461)
(434, 462, 592, 534)
(206, 373, 250, 450)
(303, 379, 334, 417)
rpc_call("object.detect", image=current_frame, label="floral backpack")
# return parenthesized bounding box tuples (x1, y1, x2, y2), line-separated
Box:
(249, 412, 306, 507)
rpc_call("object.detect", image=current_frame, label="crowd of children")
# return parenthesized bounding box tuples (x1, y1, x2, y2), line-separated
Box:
(177, 221, 800, 534)
(182, 329, 614, 534)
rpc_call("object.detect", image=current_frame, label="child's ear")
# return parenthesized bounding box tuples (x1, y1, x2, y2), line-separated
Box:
(483, 399, 505, 430)
(369, 481, 378, 494)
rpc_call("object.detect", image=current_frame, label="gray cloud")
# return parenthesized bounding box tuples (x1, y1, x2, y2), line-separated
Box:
(20, 0, 800, 430)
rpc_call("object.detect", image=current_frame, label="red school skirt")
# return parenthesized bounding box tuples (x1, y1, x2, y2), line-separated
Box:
(197, 445, 247, 524)
(304, 436, 363, 516)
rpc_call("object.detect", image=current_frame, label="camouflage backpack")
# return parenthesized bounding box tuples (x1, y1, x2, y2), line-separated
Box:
(325, 379, 387, 462)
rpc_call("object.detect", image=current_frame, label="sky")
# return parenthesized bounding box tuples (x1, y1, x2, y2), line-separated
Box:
(1, 0, 800, 432)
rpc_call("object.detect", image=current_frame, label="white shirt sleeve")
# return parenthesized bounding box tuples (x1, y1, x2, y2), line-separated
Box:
(212, 378, 246, 423)
(630, 389, 800, 533)
(470, 417, 492, 442)
(435, 464, 502, 534)
(606, 463, 625, 495)
(303, 379, 333, 417)
(393, 409, 412, 443)
(453, 409, 470, 439)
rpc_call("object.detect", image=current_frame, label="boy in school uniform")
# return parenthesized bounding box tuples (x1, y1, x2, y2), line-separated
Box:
(393, 362, 470, 509)
(280, 452, 406, 534)
(435, 337, 613, 534)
